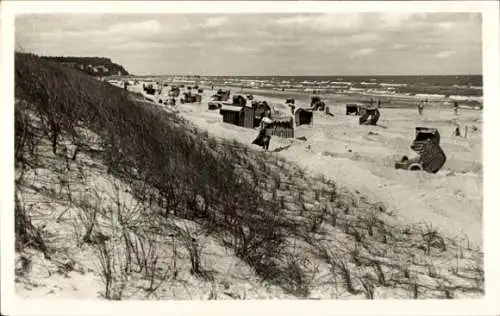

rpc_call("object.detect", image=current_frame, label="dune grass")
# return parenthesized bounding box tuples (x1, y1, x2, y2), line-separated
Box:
(14, 52, 484, 299)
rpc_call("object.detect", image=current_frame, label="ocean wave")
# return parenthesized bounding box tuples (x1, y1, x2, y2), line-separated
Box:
(453, 84, 483, 90)
(380, 83, 408, 87)
(448, 95, 483, 101)
(330, 81, 352, 85)
(414, 93, 446, 99)
(107, 75, 483, 102)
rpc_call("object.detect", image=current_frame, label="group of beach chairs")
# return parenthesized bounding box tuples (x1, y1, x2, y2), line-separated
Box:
(212, 90, 448, 174)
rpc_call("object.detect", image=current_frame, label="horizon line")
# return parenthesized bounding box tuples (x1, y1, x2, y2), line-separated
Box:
(119, 73, 483, 77)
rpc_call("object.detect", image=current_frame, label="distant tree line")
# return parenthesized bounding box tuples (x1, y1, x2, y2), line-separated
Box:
(40, 55, 130, 76)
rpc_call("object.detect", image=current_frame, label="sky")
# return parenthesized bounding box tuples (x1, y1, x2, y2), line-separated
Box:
(15, 12, 482, 76)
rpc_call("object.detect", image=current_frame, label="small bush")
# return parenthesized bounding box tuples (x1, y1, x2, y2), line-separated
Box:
(15, 191, 50, 258)
(422, 224, 447, 255)
(360, 276, 375, 299)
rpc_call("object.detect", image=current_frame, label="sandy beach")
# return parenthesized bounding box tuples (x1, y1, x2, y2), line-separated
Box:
(176, 87, 483, 249)
(12, 76, 484, 301)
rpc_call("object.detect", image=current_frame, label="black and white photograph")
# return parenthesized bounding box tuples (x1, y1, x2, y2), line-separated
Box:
(1, 1, 499, 315)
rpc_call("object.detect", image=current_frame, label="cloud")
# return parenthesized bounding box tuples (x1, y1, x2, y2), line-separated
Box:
(436, 50, 455, 59)
(378, 12, 419, 28)
(274, 13, 367, 35)
(392, 43, 409, 50)
(206, 29, 239, 40)
(15, 13, 482, 75)
(437, 21, 455, 31)
(107, 20, 163, 35)
(351, 48, 376, 58)
(108, 41, 166, 51)
(226, 46, 262, 54)
(203, 16, 228, 28)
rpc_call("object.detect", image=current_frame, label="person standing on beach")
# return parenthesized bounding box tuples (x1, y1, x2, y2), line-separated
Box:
(252, 109, 273, 151)
(454, 101, 459, 115)
(418, 100, 424, 115)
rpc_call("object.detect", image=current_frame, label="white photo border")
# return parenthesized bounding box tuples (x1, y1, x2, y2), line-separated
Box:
(1, 1, 498, 316)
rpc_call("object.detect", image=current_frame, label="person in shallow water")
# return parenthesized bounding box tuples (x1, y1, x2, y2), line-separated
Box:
(252, 109, 274, 151)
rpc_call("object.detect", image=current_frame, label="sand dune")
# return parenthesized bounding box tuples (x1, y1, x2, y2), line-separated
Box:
(15, 81, 483, 300)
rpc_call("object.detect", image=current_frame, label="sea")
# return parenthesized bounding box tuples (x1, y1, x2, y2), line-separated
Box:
(112, 74, 484, 107)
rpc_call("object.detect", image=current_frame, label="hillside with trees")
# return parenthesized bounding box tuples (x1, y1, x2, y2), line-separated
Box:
(40, 55, 130, 77)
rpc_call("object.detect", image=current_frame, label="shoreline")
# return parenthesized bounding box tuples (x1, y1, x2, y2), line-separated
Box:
(108, 77, 483, 110)
(114, 78, 483, 113)
(202, 85, 483, 110)
(106, 75, 483, 105)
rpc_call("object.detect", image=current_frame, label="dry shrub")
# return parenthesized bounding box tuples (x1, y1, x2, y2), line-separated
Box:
(421, 224, 447, 255)
(92, 234, 130, 300)
(15, 190, 51, 259)
(284, 259, 310, 297)
(360, 276, 375, 299)
(15, 101, 41, 179)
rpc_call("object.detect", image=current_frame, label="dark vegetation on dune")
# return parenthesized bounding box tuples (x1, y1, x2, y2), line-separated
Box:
(15, 52, 484, 299)
(40, 55, 130, 76)
(15, 52, 298, 295)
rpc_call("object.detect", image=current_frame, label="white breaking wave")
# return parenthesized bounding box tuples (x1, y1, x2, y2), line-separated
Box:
(380, 83, 408, 87)
(448, 95, 483, 102)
